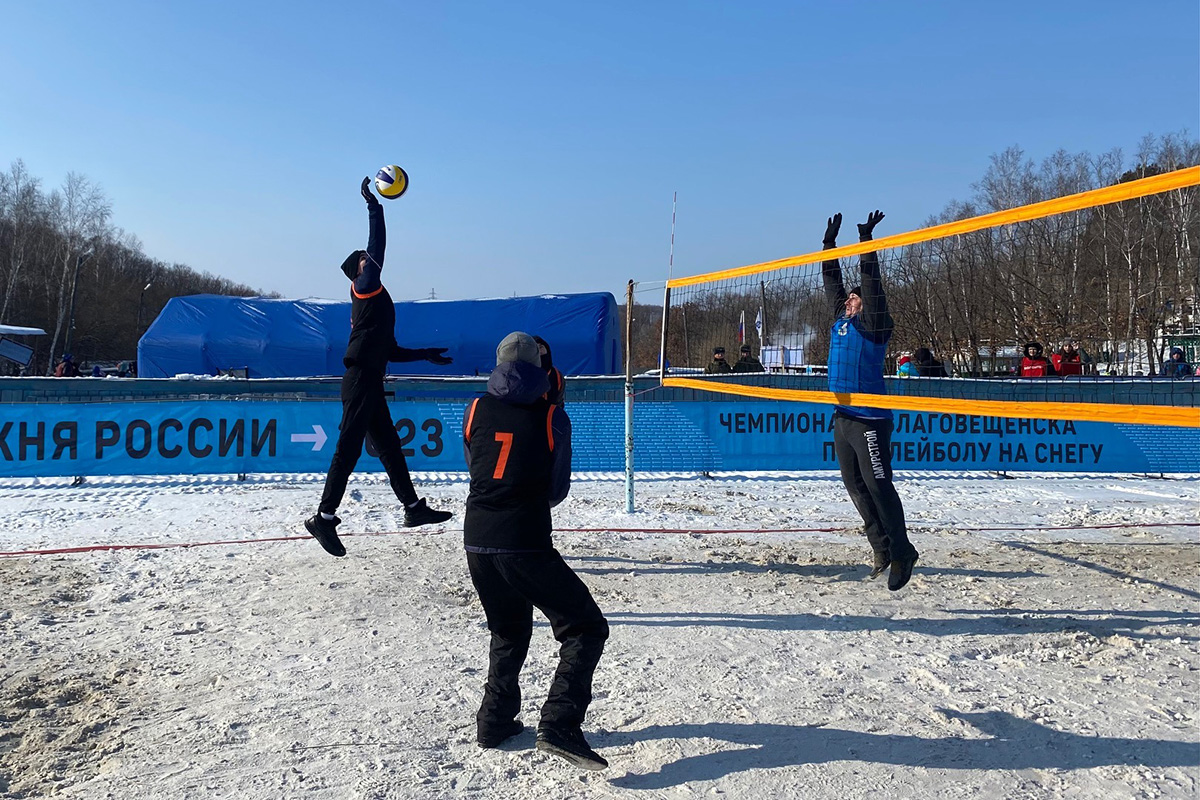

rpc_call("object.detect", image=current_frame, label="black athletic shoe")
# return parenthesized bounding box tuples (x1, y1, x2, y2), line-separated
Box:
(888, 555, 917, 591)
(869, 551, 889, 579)
(304, 514, 346, 557)
(535, 727, 608, 771)
(477, 720, 524, 749)
(403, 498, 452, 528)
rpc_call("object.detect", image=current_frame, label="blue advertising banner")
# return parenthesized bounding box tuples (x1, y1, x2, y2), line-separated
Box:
(659, 403, 1200, 474)
(0, 398, 1196, 478)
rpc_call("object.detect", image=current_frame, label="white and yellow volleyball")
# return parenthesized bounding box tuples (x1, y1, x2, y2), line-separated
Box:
(374, 164, 409, 199)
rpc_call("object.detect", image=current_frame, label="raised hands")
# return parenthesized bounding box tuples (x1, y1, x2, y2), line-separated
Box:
(857, 210, 885, 240)
(823, 213, 842, 247)
(361, 176, 379, 206)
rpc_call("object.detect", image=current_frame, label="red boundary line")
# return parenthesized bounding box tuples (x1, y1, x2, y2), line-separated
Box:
(1, 522, 1196, 559)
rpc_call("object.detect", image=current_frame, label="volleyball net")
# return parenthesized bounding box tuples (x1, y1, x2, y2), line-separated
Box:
(659, 166, 1200, 428)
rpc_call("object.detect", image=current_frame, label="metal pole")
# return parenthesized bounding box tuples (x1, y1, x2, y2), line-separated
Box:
(759, 280, 768, 348)
(63, 250, 91, 356)
(624, 279, 635, 514)
(658, 192, 676, 378)
(136, 282, 152, 331)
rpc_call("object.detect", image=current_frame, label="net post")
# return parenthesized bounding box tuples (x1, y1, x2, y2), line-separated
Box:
(624, 279, 636, 513)
(659, 287, 671, 378)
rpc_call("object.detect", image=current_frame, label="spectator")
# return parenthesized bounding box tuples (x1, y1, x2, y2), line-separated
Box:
(91, 364, 103, 377)
(912, 347, 949, 377)
(896, 353, 917, 377)
(1017, 342, 1056, 377)
(532, 335, 566, 406)
(705, 346, 732, 374)
(732, 344, 765, 373)
(54, 354, 80, 378)
(1161, 347, 1193, 378)
(1052, 339, 1084, 376)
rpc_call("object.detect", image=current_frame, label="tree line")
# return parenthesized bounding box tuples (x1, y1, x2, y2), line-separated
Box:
(0, 159, 271, 375)
(636, 133, 1198, 376)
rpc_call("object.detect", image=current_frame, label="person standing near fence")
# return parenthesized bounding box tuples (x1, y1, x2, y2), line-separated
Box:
(304, 178, 455, 558)
(821, 211, 919, 591)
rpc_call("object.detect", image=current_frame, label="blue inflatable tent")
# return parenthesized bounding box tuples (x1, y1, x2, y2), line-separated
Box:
(138, 293, 621, 378)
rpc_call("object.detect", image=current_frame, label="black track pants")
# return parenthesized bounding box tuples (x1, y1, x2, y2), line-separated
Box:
(833, 414, 917, 561)
(318, 366, 417, 514)
(466, 550, 609, 735)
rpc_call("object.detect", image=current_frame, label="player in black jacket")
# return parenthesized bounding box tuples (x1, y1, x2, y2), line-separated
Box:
(462, 331, 609, 770)
(304, 178, 454, 557)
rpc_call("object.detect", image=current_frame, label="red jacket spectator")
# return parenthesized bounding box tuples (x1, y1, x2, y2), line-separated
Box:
(1051, 340, 1083, 376)
(1018, 342, 1056, 377)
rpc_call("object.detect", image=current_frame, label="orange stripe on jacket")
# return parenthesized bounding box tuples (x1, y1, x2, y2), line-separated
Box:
(464, 398, 479, 443)
(546, 406, 555, 451)
(352, 285, 385, 299)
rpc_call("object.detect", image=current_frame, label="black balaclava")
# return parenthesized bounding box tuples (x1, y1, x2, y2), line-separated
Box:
(340, 250, 365, 280)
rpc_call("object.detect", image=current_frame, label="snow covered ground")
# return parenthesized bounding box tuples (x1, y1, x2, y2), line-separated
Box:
(1, 470, 1197, 799)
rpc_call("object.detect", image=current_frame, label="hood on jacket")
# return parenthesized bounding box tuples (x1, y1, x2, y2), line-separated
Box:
(340, 250, 365, 280)
(1169, 347, 1186, 359)
(487, 360, 551, 405)
(1024, 341, 1043, 356)
(532, 335, 554, 372)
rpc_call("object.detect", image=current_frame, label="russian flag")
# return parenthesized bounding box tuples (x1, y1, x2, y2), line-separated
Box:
(738, 310, 745, 344)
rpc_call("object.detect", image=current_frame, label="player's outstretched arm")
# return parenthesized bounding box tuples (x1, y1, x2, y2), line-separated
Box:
(821, 213, 847, 313)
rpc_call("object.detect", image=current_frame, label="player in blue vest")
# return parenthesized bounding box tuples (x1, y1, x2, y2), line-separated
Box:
(822, 211, 918, 591)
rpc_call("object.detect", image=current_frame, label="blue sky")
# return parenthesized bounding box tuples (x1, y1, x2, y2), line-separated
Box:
(1, 1, 1196, 304)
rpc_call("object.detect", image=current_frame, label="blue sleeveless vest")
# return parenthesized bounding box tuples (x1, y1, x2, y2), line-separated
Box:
(828, 315, 892, 420)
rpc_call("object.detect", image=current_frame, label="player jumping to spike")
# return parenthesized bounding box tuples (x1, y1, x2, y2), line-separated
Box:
(304, 178, 454, 557)
(821, 210, 919, 590)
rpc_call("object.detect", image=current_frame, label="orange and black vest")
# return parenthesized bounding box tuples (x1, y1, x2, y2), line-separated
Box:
(463, 394, 557, 550)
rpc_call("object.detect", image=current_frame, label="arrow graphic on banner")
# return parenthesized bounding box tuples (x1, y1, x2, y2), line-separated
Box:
(290, 425, 328, 451)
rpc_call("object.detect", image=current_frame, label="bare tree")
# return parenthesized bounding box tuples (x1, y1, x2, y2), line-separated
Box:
(44, 172, 112, 371)
(0, 160, 45, 324)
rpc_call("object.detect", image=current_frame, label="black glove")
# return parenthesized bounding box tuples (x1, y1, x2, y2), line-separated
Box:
(857, 210, 885, 240)
(422, 348, 453, 365)
(823, 213, 842, 247)
(361, 176, 379, 206)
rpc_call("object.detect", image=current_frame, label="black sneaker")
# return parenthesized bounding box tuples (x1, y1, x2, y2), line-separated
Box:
(535, 727, 608, 771)
(869, 551, 889, 579)
(403, 498, 452, 528)
(477, 720, 524, 749)
(888, 555, 918, 591)
(304, 514, 346, 557)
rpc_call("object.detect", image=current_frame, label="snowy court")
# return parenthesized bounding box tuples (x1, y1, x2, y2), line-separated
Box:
(1, 470, 1197, 799)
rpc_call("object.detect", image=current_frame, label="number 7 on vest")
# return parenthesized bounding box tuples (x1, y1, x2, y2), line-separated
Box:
(492, 432, 514, 479)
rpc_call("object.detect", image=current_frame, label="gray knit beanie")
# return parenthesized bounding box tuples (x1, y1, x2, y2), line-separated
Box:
(496, 332, 541, 367)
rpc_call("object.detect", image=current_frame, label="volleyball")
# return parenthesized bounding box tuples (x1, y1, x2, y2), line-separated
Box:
(374, 165, 409, 199)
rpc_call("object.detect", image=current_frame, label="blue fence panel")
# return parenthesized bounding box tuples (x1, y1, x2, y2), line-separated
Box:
(0, 377, 1196, 477)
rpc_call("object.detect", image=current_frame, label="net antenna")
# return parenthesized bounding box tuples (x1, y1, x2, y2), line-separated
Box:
(661, 166, 1200, 428)
(657, 191, 677, 383)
